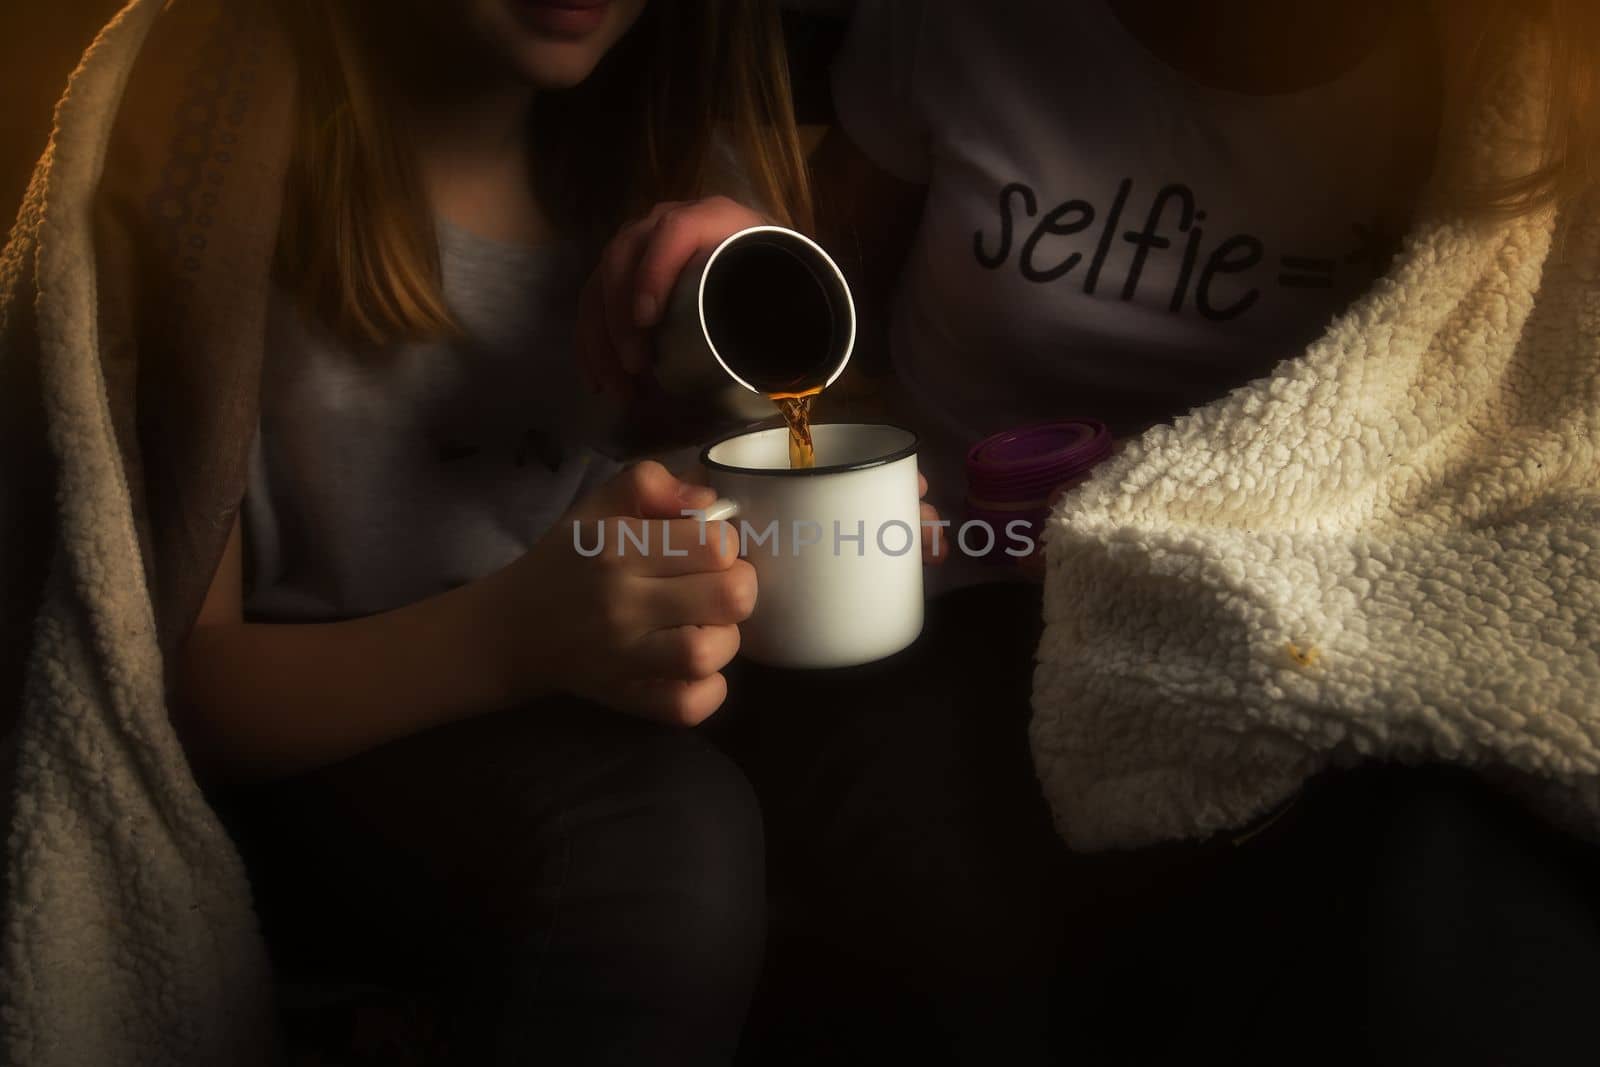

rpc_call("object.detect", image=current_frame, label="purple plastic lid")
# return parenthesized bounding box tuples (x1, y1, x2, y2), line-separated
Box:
(966, 419, 1115, 504)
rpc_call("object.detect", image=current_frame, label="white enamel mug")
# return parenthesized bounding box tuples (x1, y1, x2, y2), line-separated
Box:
(698, 423, 924, 669)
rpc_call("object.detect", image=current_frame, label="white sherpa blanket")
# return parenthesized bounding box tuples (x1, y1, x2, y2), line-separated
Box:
(1, 2, 280, 1064)
(1033, 25, 1600, 851)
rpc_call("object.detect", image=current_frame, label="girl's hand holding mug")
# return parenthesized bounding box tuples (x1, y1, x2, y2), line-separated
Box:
(577, 195, 769, 394)
(480, 460, 756, 726)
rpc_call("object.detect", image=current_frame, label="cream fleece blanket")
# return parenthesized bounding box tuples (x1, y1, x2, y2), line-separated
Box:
(1, 2, 280, 1064)
(1033, 26, 1600, 850)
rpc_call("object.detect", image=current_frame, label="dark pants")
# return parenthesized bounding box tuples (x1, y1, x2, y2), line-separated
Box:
(824, 583, 1600, 1066)
(219, 581, 1070, 1067)
(217, 703, 766, 1066)
(1063, 761, 1600, 1066)
(221, 581, 1600, 1066)
(707, 580, 1072, 1065)
(716, 579, 1600, 1066)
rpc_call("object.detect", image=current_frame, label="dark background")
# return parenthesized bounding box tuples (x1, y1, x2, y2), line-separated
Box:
(0, 1, 124, 222)
(0, 2, 852, 226)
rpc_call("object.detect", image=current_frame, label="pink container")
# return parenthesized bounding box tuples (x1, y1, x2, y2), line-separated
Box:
(964, 419, 1115, 560)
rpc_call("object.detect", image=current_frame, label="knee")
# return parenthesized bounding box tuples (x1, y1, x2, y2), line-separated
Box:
(1299, 764, 1505, 874)
(1353, 765, 1594, 981)
(637, 732, 766, 925)
(465, 729, 766, 1063)
(1366, 765, 1518, 887)
(1345, 770, 1600, 1064)
(586, 731, 767, 987)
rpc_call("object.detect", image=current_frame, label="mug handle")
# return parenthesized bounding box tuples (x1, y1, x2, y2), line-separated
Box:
(701, 498, 741, 523)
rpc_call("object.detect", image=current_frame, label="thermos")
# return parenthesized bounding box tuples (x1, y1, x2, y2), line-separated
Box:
(964, 419, 1117, 560)
(654, 225, 856, 413)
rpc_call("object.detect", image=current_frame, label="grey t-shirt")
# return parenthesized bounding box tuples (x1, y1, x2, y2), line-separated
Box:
(243, 221, 623, 622)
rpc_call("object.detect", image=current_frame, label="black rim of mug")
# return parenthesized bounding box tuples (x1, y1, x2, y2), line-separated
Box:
(700, 422, 920, 478)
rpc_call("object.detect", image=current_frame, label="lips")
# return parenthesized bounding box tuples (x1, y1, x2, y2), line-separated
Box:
(516, 0, 611, 38)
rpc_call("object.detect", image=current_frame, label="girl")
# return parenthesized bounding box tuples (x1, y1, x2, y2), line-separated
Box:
(3, 0, 991, 1061)
(170, 0, 806, 1062)
(587, 0, 1600, 1063)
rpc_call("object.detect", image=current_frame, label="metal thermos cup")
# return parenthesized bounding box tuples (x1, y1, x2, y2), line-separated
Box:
(654, 225, 856, 409)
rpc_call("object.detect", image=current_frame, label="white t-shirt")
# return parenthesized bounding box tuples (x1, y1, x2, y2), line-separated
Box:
(832, 0, 1435, 587)
(244, 222, 624, 622)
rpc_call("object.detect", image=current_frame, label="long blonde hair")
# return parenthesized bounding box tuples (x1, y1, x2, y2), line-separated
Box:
(271, 0, 812, 348)
(1457, 0, 1600, 217)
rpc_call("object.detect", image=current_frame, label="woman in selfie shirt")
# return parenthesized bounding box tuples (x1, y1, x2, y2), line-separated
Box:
(794, 0, 1600, 1062)
(812, 4, 1600, 1062)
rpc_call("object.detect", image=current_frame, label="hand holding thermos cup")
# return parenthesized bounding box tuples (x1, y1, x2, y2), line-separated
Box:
(576, 198, 1115, 667)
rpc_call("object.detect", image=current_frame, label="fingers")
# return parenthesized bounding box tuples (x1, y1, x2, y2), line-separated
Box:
(597, 267, 649, 378)
(920, 502, 950, 564)
(916, 471, 946, 564)
(598, 208, 673, 375)
(602, 518, 741, 577)
(678, 461, 713, 488)
(632, 197, 766, 331)
(578, 201, 681, 390)
(613, 672, 731, 727)
(575, 460, 719, 523)
(632, 560, 758, 630)
(579, 196, 765, 389)
(628, 624, 741, 681)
